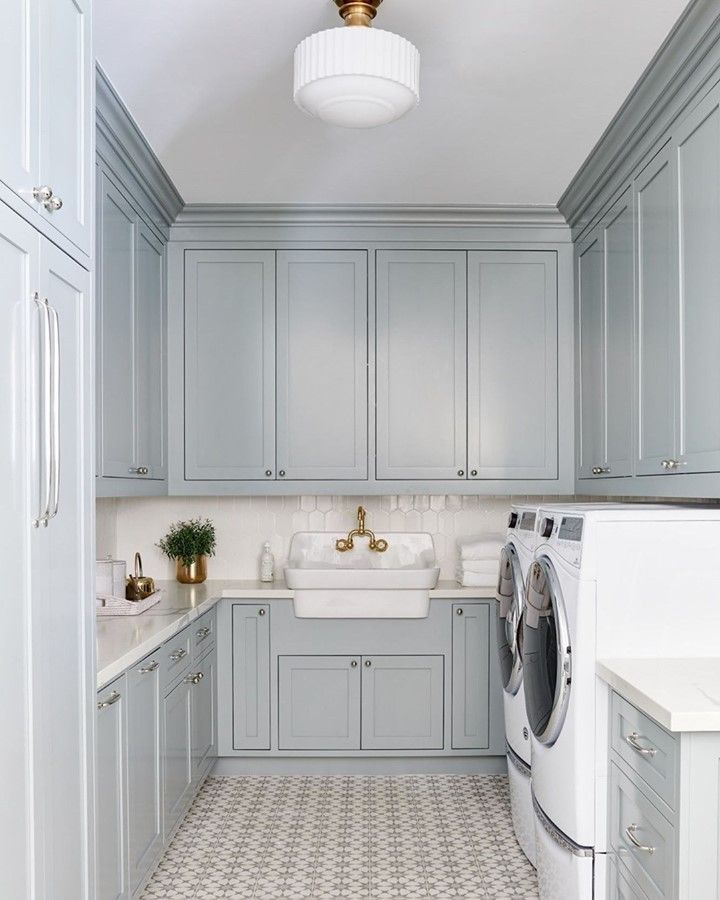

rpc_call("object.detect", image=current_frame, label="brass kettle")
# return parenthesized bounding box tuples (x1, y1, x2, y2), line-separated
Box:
(126, 552, 155, 601)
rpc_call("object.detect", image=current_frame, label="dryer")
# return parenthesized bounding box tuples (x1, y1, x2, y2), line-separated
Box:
(495, 503, 539, 866)
(522, 503, 720, 900)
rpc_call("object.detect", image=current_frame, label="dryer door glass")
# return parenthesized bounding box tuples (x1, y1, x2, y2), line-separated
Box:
(496, 543, 524, 695)
(523, 556, 571, 746)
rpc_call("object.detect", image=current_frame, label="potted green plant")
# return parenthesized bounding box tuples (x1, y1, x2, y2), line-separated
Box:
(157, 518, 217, 584)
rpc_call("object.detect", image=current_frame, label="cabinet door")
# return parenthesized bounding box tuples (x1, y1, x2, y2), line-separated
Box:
(33, 241, 93, 899)
(635, 146, 679, 475)
(97, 172, 136, 479)
(185, 250, 275, 479)
(162, 677, 193, 840)
(276, 250, 367, 480)
(0, 0, 38, 201)
(135, 222, 165, 479)
(361, 655, 444, 750)
(468, 251, 558, 479)
(126, 654, 162, 896)
(676, 85, 720, 474)
(96, 678, 127, 900)
(38, 0, 92, 253)
(576, 229, 605, 478)
(232, 604, 270, 750)
(192, 646, 217, 783)
(376, 250, 467, 480)
(452, 603, 490, 749)
(278, 656, 361, 750)
(603, 189, 635, 477)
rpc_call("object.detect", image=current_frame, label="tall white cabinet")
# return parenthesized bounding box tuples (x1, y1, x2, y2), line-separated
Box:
(0, 0, 94, 896)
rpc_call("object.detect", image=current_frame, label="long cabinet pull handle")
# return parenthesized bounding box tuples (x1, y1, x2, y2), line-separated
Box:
(47, 301, 60, 521)
(624, 823, 655, 854)
(139, 661, 160, 674)
(625, 732, 656, 757)
(169, 648, 187, 662)
(97, 690, 121, 710)
(33, 294, 52, 528)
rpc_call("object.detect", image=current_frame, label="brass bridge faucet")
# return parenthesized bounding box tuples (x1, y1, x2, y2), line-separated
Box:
(335, 506, 388, 553)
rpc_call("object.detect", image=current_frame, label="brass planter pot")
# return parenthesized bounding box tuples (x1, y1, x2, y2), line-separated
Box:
(176, 555, 208, 584)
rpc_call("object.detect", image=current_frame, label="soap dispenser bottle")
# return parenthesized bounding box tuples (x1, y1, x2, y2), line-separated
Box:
(260, 542, 275, 582)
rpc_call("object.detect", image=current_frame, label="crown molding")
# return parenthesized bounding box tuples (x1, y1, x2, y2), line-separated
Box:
(559, 0, 720, 234)
(96, 64, 184, 227)
(173, 203, 567, 229)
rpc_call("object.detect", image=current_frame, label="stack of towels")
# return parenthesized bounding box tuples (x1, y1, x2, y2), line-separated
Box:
(455, 534, 504, 587)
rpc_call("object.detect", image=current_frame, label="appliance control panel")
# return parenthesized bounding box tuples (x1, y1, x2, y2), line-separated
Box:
(538, 514, 584, 567)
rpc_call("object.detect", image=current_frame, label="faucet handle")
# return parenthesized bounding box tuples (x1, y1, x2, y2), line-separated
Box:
(335, 537, 352, 552)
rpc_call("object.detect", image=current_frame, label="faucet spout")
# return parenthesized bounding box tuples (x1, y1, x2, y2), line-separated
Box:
(335, 506, 389, 553)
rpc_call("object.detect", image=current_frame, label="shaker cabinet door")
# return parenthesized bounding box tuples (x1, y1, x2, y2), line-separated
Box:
(467, 251, 558, 479)
(675, 84, 720, 474)
(184, 250, 276, 480)
(576, 228, 605, 479)
(38, 0, 92, 254)
(135, 222, 166, 479)
(162, 677, 193, 840)
(376, 250, 467, 480)
(97, 172, 137, 479)
(232, 604, 271, 750)
(635, 146, 679, 476)
(276, 250, 367, 480)
(452, 603, 490, 750)
(192, 646, 217, 783)
(96, 678, 127, 900)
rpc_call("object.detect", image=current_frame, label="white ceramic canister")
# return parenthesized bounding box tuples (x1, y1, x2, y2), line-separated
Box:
(95, 558, 114, 597)
(111, 559, 127, 597)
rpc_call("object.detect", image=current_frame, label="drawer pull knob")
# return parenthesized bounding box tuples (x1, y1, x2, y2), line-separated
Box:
(196, 626, 211, 639)
(169, 648, 187, 662)
(625, 731, 656, 757)
(97, 690, 121, 710)
(185, 672, 204, 685)
(139, 660, 159, 674)
(624, 823, 655, 854)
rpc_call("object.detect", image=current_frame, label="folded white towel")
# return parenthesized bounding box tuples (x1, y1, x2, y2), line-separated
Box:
(457, 534, 504, 560)
(456, 558, 500, 575)
(455, 571, 497, 588)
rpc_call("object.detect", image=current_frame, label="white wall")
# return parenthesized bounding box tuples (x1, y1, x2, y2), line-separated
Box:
(95, 494, 568, 582)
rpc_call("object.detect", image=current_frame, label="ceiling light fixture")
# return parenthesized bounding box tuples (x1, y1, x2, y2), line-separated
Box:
(293, 0, 420, 129)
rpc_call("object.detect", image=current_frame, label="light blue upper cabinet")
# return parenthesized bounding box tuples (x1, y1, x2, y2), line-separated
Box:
(577, 190, 634, 480)
(635, 146, 679, 476)
(376, 250, 467, 480)
(0, 0, 91, 256)
(467, 251, 558, 479)
(135, 223, 166, 480)
(276, 250, 367, 480)
(675, 84, 720, 475)
(38, 0, 92, 254)
(577, 228, 604, 478)
(184, 250, 276, 480)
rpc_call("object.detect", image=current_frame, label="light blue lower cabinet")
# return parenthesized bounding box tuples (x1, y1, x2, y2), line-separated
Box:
(192, 645, 218, 782)
(278, 655, 362, 750)
(452, 603, 490, 749)
(608, 853, 650, 900)
(162, 671, 194, 841)
(96, 675, 128, 900)
(361, 655, 444, 750)
(126, 652, 163, 896)
(232, 604, 271, 749)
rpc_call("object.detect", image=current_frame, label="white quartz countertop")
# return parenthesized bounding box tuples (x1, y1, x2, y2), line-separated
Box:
(597, 658, 720, 732)
(97, 579, 494, 690)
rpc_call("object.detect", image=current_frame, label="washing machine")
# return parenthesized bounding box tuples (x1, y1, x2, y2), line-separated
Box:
(522, 503, 720, 900)
(496, 503, 539, 866)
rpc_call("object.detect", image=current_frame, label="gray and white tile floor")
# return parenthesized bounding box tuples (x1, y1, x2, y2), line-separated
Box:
(143, 775, 539, 899)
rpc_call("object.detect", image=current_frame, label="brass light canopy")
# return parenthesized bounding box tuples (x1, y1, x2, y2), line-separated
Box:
(335, 0, 383, 28)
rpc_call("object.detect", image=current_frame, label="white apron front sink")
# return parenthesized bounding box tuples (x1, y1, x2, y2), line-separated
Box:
(284, 531, 440, 618)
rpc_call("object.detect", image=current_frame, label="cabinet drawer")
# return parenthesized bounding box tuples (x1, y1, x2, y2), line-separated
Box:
(162, 627, 192, 689)
(609, 762, 675, 900)
(609, 854, 650, 900)
(192, 610, 216, 658)
(611, 692, 678, 810)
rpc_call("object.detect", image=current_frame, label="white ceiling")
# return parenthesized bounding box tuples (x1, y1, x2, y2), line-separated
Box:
(95, 0, 690, 206)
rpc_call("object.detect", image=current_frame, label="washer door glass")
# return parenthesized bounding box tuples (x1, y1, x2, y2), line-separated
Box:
(523, 556, 571, 746)
(496, 543, 524, 695)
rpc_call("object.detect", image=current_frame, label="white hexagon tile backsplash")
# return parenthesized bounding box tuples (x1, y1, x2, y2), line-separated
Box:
(97, 494, 571, 582)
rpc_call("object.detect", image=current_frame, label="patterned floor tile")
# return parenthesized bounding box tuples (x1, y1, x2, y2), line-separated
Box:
(142, 774, 538, 899)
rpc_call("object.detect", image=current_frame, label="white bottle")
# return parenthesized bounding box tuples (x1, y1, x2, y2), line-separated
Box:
(260, 542, 275, 582)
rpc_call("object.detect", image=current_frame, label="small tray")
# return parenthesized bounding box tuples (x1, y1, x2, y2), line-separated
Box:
(96, 588, 163, 617)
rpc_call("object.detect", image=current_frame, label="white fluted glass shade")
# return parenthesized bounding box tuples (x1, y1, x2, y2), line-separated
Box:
(294, 27, 420, 128)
